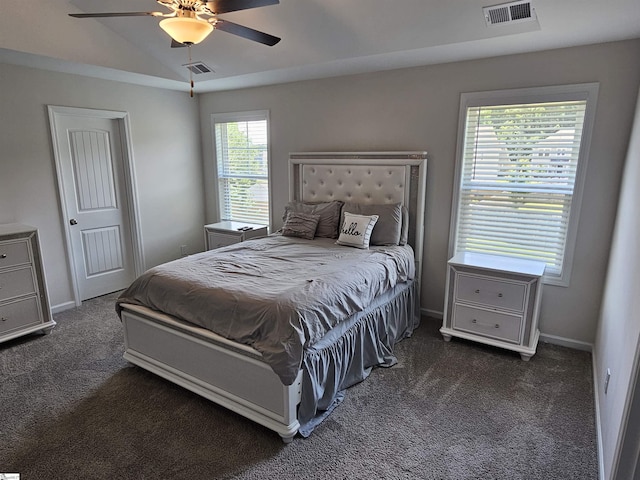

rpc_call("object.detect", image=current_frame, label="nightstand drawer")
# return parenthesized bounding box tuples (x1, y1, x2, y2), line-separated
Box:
(456, 274, 526, 311)
(0, 239, 31, 269)
(452, 304, 523, 344)
(208, 232, 241, 249)
(0, 296, 41, 335)
(0, 266, 36, 302)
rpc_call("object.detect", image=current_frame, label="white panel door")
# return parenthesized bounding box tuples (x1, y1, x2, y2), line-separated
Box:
(53, 115, 136, 300)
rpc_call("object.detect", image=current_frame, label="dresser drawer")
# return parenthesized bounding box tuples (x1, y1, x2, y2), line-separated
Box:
(452, 304, 523, 344)
(456, 274, 526, 311)
(207, 232, 241, 250)
(0, 239, 31, 269)
(0, 266, 36, 302)
(0, 296, 42, 335)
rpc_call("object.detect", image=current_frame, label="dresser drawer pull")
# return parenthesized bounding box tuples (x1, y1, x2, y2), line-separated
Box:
(471, 318, 500, 329)
(0, 254, 6, 259)
(1, 317, 7, 322)
(474, 289, 503, 298)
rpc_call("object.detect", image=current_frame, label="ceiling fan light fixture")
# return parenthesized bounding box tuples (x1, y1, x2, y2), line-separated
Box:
(159, 17, 214, 45)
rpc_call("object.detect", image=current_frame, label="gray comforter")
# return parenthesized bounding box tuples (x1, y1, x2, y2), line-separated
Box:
(116, 235, 415, 386)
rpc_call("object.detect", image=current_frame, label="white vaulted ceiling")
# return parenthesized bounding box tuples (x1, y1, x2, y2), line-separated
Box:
(1, 0, 639, 93)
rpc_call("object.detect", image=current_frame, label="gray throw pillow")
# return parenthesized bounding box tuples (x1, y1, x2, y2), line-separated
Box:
(341, 202, 402, 246)
(283, 201, 343, 239)
(281, 212, 320, 240)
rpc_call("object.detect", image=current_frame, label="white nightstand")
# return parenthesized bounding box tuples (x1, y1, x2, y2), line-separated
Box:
(440, 252, 545, 361)
(0, 223, 56, 344)
(204, 221, 268, 251)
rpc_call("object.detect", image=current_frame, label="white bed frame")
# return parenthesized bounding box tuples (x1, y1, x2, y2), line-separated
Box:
(120, 152, 427, 442)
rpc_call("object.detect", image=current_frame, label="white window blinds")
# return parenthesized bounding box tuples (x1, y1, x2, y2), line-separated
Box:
(453, 94, 593, 281)
(214, 115, 269, 225)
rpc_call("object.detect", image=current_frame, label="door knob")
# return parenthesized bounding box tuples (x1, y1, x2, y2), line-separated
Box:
(70, 218, 78, 225)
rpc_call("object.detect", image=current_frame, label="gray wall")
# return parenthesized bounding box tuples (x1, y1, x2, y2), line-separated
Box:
(0, 64, 205, 309)
(199, 39, 640, 345)
(2, 39, 639, 344)
(595, 87, 640, 480)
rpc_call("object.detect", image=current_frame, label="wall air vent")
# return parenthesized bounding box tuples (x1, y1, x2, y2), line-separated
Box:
(183, 62, 214, 75)
(483, 1, 537, 26)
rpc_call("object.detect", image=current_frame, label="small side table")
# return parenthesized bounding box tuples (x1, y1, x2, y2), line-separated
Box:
(440, 252, 545, 361)
(204, 221, 268, 251)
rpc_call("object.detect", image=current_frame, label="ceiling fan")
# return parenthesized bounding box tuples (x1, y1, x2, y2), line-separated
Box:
(68, 0, 281, 47)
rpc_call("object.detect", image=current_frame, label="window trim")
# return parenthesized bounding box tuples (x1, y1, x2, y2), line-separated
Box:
(448, 83, 599, 287)
(211, 110, 271, 228)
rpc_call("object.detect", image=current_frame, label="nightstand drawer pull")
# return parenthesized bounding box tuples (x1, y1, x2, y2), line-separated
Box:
(474, 289, 503, 298)
(0, 254, 6, 259)
(1, 317, 7, 322)
(471, 318, 500, 329)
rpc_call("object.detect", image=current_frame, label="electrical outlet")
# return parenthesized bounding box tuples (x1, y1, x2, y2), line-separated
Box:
(604, 368, 611, 394)
(180, 245, 188, 257)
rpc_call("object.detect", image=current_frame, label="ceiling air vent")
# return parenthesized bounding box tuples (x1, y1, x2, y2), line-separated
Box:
(483, 1, 537, 26)
(183, 62, 214, 75)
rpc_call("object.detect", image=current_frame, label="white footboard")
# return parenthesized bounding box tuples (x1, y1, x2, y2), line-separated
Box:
(120, 304, 302, 442)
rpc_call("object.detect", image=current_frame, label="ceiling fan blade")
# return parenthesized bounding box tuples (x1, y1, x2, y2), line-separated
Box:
(69, 12, 164, 18)
(215, 19, 280, 46)
(206, 0, 279, 14)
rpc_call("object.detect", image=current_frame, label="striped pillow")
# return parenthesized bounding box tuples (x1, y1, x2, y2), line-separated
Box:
(282, 212, 321, 240)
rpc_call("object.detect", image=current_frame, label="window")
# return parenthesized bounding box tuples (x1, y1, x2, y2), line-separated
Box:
(212, 111, 270, 226)
(450, 84, 598, 286)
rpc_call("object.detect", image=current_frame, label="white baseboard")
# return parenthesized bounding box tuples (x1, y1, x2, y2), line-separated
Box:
(538, 332, 593, 352)
(51, 301, 76, 314)
(591, 350, 606, 480)
(421, 308, 443, 320)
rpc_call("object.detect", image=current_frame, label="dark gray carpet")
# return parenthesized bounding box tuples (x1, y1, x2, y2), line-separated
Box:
(1, 292, 598, 479)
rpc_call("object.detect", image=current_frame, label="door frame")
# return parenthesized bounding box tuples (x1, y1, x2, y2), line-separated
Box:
(48, 105, 145, 306)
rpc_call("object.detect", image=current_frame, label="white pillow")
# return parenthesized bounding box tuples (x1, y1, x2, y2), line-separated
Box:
(336, 212, 379, 249)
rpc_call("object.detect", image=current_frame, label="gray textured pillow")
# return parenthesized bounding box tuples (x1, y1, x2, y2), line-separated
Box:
(283, 201, 343, 239)
(341, 202, 402, 246)
(281, 212, 320, 240)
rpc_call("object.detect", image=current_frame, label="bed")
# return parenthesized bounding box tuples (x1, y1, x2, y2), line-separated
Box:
(116, 152, 427, 442)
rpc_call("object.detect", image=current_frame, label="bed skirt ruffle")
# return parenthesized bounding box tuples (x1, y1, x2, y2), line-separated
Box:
(298, 280, 419, 436)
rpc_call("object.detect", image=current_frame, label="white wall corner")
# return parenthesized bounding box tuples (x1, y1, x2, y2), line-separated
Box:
(592, 350, 606, 480)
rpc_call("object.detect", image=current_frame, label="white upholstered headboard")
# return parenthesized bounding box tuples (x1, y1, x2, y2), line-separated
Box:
(288, 152, 427, 289)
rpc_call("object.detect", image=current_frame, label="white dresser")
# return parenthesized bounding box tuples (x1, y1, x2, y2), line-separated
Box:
(440, 252, 545, 361)
(0, 224, 55, 343)
(204, 221, 268, 251)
